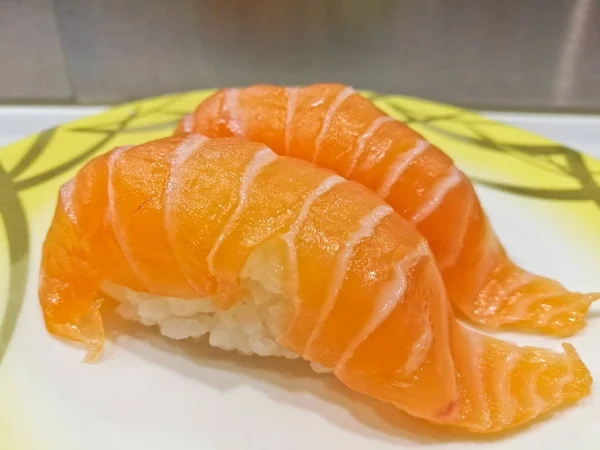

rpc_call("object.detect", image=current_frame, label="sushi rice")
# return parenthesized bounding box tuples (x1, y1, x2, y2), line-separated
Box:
(101, 245, 331, 372)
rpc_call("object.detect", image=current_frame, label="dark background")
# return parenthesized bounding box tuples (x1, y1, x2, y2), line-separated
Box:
(1, 0, 599, 111)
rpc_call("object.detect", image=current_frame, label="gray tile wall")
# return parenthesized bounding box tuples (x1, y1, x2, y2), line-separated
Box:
(1, 0, 599, 110)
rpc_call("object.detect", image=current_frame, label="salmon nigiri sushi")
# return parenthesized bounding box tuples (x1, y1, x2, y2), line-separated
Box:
(177, 84, 599, 336)
(40, 134, 591, 433)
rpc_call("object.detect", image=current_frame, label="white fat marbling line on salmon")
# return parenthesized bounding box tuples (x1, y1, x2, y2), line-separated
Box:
(437, 190, 474, 272)
(334, 242, 428, 373)
(281, 175, 345, 307)
(59, 178, 78, 225)
(523, 361, 548, 419)
(168, 134, 208, 173)
(207, 148, 278, 276)
(535, 299, 580, 327)
(552, 359, 575, 399)
(410, 166, 463, 225)
(402, 317, 433, 376)
(164, 134, 209, 292)
(224, 88, 244, 136)
(181, 113, 195, 132)
(377, 139, 429, 199)
(494, 350, 519, 425)
(471, 232, 517, 319)
(502, 285, 567, 324)
(478, 270, 537, 318)
(501, 292, 551, 324)
(164, 135, 209, 214)
(106, 145, 150, 287)
(312, 87, 356, 163)
(501, 272, 537, 298)
(304, 205, 394, 353)
(534, 292, 596, 327)
(285, 87, 299, 155)
(461, 328, 492, 427)
(346, 116, 395, 177)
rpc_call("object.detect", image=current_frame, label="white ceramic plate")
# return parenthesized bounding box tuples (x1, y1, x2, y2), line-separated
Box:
(1, 91, 599, 449)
